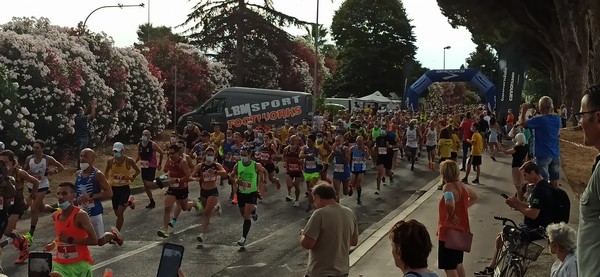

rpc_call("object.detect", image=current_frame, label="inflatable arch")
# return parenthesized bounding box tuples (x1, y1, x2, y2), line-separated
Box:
(406, 69, 496, 111)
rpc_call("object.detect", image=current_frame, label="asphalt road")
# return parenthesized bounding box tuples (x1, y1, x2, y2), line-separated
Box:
(2, 158, 438, 277)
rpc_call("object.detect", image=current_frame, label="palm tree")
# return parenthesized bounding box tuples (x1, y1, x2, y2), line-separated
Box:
(182, 0, 309, 86)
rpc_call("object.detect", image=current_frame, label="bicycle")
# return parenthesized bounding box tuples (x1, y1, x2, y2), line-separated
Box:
(490, 216, 547, 277)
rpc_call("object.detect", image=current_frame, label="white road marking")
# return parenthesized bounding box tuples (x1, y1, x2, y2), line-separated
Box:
(91, 224, 200, 271)
(226, 262, 267, 270)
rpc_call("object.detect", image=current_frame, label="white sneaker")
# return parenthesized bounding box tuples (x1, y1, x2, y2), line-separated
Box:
(215, 202, 222, 216)
(293, 201, 299, 207)
(236, 237, 246, 247)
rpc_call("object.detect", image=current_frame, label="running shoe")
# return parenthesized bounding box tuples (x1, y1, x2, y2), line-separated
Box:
(196, 233, 204, 243)
(474, 267, 494, 276)
(461, 177, 468, 184)
(472, 179, 480, 184)
(14, 235, 29, 264)
(146, 200, 156, 209)
(285, 194, 293, 202)
(127, 196, 136, 209)
(374, 189, 380, 195)
(348, 186, 353, 197)
(231, 194, 238, 204)
(110, 227, 124, 246)
(382, 177, 386, 183)
(195, 200, 204, 214)
(251, 210, 258, 221)
(157, 228, 169, 238)
(491, 156, 497, 161)
(305, 206, 312, 213)
(293, 201, 299, 207)
(229, 192, 234, 200)
(357, 198, 362, 205)
(24, 232, 33, 245)
(215, 202, 222, 216)
(154, 178, 165, 189)
(168, 219, 177, 228)
(257, 192, 263, 200)
(389, 174, 394, 182)
(236, 237, 246, 247)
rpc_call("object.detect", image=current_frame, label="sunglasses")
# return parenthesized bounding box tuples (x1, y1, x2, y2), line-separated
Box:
(573, 110, 599, 117)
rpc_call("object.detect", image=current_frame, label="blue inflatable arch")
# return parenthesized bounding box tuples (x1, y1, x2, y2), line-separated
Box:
(406, 69, 496, 111)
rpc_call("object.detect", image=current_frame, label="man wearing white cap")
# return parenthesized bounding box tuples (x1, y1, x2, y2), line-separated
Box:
(105, 142, 140, 231)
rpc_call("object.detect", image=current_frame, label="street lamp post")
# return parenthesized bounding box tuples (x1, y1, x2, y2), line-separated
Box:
(83, 3, 145, 29)
(313, 0, 320, 114)
(443, 46, 451, 69)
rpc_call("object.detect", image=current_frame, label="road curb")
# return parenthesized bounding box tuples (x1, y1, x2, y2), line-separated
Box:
(349, 176, 441, 267)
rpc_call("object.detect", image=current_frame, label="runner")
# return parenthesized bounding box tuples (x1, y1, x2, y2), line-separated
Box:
(373, 130, 395, 194)
(190, 131, 211, 165)
(22, 139, 65, 244)
(105, 142, 140, 231)
(405, 119, 421, 171)
(156, 145, 201, 238)
(283, 135, 304, 207)
(221, 130, 236, 201)
(349, 136, 370, 205)
(461, 122, 484, 184)
(136, 130, 164, 209)
(437, 128, 454, 190)
(315, 131, 332, 183)
(76, 148, 123, 246)
(191, 147, 226, 245)
(330, 135, 351, 201)
(425, 121, 438, 169)
(181, 117, 201, 153)
(42, 182, 97, 276)
(229, 147, 268, 247)
(300, 135, 321, 213)
(0, 151, 33, 264)
(257, 132, 281, 195)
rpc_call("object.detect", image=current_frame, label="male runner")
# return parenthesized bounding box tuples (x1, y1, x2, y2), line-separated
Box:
(136, 130, 164, 209)
(330, 135, 351, 201)
(105, 142, 140, 231)
(424, 122, 438, 169)
(374, 131, 395, 194)
(349, 136, 370, 205)
(405, 119, 421, 171)
(258, 132, 281, 194)
(229, 147, 267, 247)
(22, 139, 65, 243)
(283, 135, 304, 207)
(76, 148, 123, 246)
(300, 135, 321, 213)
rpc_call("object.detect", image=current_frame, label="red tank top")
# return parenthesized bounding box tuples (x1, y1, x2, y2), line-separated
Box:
(259, 144, 275, 165)
(284, 147, 302, 173)
(166, 157, 187, 189)
(53, 207, 94, 265)
(438, 182, 471, 241)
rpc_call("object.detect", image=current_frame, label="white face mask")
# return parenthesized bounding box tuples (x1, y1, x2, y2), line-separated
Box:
(79, 163, 90, 170)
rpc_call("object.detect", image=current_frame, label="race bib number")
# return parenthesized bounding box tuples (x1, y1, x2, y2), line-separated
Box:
(334, 164, 345, 172)
(260, 152, 270, 161)
(57, 244, 79, 260)
(80, 200, 97, 210)
(288, 163, 301, 172)
(202, 172, 216, 182)
(241, 182, 252, 190)
(305, 161, 317, 169)
(113, 174, 128, 184)
(378, 147, 388, 155)
(36, 175, 43, 180)
(140, 160, 149, 168)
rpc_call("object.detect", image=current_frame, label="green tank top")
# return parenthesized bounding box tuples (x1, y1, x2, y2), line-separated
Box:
(237, 160, 257, 194)
(371, 128, 381, 139)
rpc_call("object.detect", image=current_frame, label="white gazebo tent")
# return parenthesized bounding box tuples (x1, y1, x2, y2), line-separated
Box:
(354, 91, 401, 110)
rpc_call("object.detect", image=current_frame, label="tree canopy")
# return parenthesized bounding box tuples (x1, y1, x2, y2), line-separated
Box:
(325, 0, 417, 98)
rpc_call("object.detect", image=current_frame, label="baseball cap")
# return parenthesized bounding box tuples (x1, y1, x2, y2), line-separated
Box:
(113, 142, 124, 152)
(0, 141, 4, 149)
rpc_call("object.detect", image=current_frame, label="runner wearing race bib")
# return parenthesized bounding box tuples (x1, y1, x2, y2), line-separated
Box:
(330, 135, 351, 201)
(228, 133, 244, 204)
(349, 136, 370, 205)
(259, 132, 281, 193)
(315, 131, 332, 182)
(136, 130, 164, 209)
(283, 136, 304, 207)
(405, 119, 421, 171)
(300, 135, 321, 213)
(374, 130, 396, 194)
(425, 122, 438, 170)
(105, 142, 140, 231)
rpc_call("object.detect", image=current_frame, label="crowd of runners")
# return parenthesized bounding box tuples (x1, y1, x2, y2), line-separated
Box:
(0, 102, 529, 276)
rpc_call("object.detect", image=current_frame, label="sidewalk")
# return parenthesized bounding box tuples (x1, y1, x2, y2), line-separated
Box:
(348, 153, 580, 277)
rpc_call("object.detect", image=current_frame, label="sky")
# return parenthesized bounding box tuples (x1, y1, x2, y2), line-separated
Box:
(1, 0, 476, 70)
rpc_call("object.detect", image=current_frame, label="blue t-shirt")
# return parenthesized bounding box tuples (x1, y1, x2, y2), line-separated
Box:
(526, 115, 560, 158)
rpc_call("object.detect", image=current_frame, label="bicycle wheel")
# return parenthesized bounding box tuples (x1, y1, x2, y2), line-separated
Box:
(502, 261, 523, 277)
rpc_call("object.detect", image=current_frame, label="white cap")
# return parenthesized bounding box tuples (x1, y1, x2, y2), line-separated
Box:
(112, 142, 124, 152)
(0, 141, 4, 149)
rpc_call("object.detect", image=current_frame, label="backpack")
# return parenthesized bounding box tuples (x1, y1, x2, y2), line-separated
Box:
(550, 186, 571, 224)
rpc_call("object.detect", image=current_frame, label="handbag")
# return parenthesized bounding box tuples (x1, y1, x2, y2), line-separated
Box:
(445, 228, 473, 252)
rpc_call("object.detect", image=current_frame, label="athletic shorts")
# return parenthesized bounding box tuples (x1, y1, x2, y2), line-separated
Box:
(237, 191, 258, 208)
(426, 145, 436, 152)
(287, 172, 303, 178)
(351, 171, 365, 176)
(333, 165, 350, 181)
(53, 261, 93, 277)
(7, 197, 25, 218)
(141, 168, 157, 182)
(28, 187, 49, 194)
(438, 240, 464, 270)
(166, 187, 189, 200)
(264, 163, 276, 174)
(469, 155, 482, 166)
(89, 214, 104, 238)
(303, 172, 320, 181)
(406, 146, 417, 156)
(111, 185, 131, 210)
(0, 211, 8, 237)
(451, 152, 458, 160)
(376, 155, 393, 170)
(224, 162, 236, 172)
(200, 187, 219, 199)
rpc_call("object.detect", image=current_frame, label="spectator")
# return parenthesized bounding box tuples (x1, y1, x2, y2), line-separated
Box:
(546, 222, 577, 277)
(389, 219, 439, 277)
(300, 182, 358, 277)
(575, 83, 600, 277)
(519, 97, 561, 188)
(74, 99, 97, 169)
(439, 160, 478, 277)
(475, 161, 553, 276)
(560, 104, 568, 128)
(500, 133, 528, 201)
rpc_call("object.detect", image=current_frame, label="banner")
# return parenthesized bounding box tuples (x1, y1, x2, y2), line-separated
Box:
(496, 41, 528, 124)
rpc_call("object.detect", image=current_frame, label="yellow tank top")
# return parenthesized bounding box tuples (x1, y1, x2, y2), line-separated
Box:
(110, 158, 131, 187)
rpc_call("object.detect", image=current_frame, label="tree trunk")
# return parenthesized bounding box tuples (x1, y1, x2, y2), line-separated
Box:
(590, 0, 600, 84)
(235, 0, 246, 86)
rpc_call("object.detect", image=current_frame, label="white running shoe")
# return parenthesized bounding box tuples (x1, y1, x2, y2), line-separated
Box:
(293, 201, 299, 207)
(236, 237, 246, 247)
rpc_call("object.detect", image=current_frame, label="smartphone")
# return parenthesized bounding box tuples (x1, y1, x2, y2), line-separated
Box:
(500, 193, 509, 199)
(157, 243, 185, 277)
(28, 251, 52, 277)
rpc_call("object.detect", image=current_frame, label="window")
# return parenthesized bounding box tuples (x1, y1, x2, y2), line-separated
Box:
(200, 98, 226, 114)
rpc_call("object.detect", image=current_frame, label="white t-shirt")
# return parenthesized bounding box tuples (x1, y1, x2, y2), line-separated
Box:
(425, 128, 438, 146)
(406, 128, 418, 148)
(27, 155, 49, 189)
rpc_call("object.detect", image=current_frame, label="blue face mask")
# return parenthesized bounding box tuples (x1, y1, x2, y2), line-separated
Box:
(241, 157, 249, 163)
(58, 201, 71, 210)
(114, 152, 122, 158)
(205, 156, 214, 163)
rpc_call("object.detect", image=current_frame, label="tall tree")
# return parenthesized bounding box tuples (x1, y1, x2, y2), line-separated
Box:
(326, 0, 417, 98)
(466, 44, 499, 84)
(437, 0, 600, 110)
(136, 24, 188, 45)
(182, 0, 308, 87)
